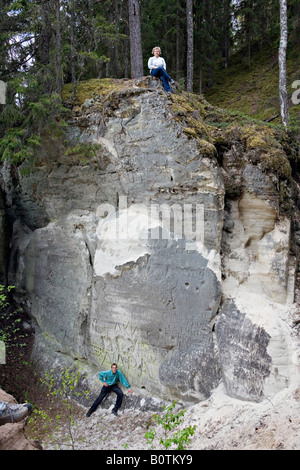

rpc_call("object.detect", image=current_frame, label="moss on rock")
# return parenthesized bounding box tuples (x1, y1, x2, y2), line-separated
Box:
(61, 78, 128, 106)
(60, 77, 298, 218)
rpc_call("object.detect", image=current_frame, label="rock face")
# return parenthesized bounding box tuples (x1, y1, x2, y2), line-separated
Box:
(1, 78, 299, 405)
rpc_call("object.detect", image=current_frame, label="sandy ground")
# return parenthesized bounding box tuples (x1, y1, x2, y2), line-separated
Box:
(41, 380, 300, 451)
(185, 384, 300, 450)
(42, 284, 300, 451)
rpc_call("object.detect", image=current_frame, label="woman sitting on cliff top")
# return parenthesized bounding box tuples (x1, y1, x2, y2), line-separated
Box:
(148, 46, 175, 93)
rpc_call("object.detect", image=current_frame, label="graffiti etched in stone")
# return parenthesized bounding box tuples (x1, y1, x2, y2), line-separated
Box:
(90, 320, 159, 381)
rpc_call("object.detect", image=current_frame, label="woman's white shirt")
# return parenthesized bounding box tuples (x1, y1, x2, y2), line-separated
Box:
(148, 56, 167, 70)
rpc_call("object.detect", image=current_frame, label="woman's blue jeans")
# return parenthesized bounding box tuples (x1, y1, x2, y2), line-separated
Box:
(151, 67, 171, 92)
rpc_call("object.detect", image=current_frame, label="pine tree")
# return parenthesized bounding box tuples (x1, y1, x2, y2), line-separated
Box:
(54, 0, 63, 94)
(222, 0, 232, 68)
(279, 0, 289, 128)
(128, 0, 144, 78)
(186, 0, 194, 92)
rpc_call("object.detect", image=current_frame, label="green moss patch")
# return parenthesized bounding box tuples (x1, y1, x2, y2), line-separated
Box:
(61, 78, 126, 106)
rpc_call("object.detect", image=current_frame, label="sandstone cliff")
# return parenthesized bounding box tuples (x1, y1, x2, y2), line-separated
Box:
(1, 77, 300, 407)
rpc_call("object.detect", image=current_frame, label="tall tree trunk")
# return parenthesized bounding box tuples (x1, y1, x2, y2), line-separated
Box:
(128, 0, 143, 78)
(40, 2, 52, 94)
(279, 0, 289, 128)
(176, 12, 181, 82)
(186, 0, 194, 92)
(122, 0, 130, 78)
(199, 63, 203, 95)
(247, 16, 251, 68)
(224, 0, 230, 68)
(70, 0, 76, 93)
(124, 36, 130, 78)
(54, 0, 63, 94)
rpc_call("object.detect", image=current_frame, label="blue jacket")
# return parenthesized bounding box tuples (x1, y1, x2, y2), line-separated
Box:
(98, 369, 131, 389)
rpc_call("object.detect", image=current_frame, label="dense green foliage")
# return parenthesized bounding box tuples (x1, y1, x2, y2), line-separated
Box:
(0, 0, 300, 164)
(3, 0, 296, 87)
(0, 285, 24, 353)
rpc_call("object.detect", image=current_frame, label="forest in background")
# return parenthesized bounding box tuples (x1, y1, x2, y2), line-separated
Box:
(2, 0, 300, 90)
(0, 0, 300, 164)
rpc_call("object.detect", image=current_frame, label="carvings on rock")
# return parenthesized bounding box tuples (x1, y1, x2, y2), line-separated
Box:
(1, 80, 299, 405)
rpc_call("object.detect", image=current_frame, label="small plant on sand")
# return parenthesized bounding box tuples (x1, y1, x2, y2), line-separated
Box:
(28, 366, 89, 449)
(145, 401, 196, 450)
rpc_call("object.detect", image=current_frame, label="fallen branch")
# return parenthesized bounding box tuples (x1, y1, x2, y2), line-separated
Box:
(263, 114, 280, 123)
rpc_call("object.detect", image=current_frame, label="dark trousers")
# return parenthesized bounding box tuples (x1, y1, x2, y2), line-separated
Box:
(151, 67, 171, 92)
(88, 385, 124, 414)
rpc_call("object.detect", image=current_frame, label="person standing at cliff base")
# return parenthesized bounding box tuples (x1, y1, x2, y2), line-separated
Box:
(148, 46, 175, 93)
(86, 363, 133, 417)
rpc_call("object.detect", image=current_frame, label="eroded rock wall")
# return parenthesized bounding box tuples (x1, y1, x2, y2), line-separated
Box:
(1, 79, 299, 404)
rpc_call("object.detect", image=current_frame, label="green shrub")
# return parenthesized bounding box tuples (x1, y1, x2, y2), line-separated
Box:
(145, 401, 196, 450)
